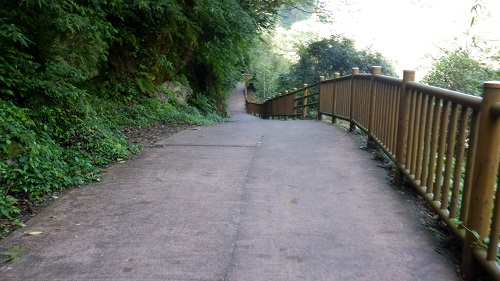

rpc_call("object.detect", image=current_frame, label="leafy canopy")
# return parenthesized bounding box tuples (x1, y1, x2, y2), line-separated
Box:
(278, 35, 396, 91)
(422, 48, 500, 96)
(246, 34, 291, 102)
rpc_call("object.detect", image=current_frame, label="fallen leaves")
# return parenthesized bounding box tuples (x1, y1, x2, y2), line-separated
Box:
(23, 231, 43, 236)
(1, 248, 25, 264)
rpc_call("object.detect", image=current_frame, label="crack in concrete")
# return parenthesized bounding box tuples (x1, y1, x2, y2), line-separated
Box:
(150, 144, 258, 148)
(223, 134, 265, 281)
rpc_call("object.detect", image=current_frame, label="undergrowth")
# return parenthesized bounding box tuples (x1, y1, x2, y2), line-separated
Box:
(0, 95, 224, 238)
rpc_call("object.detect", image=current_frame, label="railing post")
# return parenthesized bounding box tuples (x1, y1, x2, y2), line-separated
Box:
(394, 70, 416, 186)
(349, 67, 359, 131)
(368, 66, 382, 147)
(462, 81, 500, 280)
(332, 73, 340, 124)
(283, 91, 288, 120)
(262, 98, 267, 119)
(266, 98, 271, 119)
(268, 94, 279, 120)
(293, 88, 298, 120)
(318, 76, 325, 120)
(303, 84, 308, 118)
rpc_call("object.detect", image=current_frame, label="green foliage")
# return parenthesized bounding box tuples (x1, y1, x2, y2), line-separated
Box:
(422, 48, 500, 96)
(458, 220, 500, 263)
(188, 92, 217, 115)
(278, 6, 312, 29)
(278, 35, 397, 91)
(0, 100, 69, 218)
(247, 35, 292, 102)
(0, 94, 222, 223)
(0, 0, 321, 117)
(0, 98, 139, 219)
(240, 0, 319, 29)
(183, 0, 257, 115)
(0, 247, 25, 263)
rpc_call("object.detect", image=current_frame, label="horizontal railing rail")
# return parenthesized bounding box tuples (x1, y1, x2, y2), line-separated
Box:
(245, 81, 319, 119)
(244, 67, 500, 280)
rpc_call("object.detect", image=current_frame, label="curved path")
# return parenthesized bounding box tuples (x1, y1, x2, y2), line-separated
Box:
(0, 84, 461, 280)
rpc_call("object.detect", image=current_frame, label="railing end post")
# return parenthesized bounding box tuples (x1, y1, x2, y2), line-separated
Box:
(367, 66, 382, 147)
(302, 84, 308, 118)
(318, 76, 325, 120)
(394, 69, 417, 187)
(461, 80, 500, 280)
(332, 73, 340, 123)
(349, 67, 359, 130)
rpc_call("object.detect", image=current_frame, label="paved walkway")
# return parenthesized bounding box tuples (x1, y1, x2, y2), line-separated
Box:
(0, 84, 461, 280)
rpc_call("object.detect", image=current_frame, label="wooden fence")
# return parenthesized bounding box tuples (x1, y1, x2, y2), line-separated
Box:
(245, 67, 500, 280)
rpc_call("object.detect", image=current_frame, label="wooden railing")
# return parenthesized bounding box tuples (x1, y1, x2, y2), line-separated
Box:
(245, 67, 500, 280)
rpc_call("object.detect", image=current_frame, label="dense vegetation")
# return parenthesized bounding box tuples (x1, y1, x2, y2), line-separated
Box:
(276, 35, 396, 94)
(0, 0, 320, 234)
(422, 0, 500, 96)
(246, 35, 291, 102)
(422, 48, 500, 96)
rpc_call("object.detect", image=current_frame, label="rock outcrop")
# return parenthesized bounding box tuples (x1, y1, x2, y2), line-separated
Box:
(159, 81, 193, 105)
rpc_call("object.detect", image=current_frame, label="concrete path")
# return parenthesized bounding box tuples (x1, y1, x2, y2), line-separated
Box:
(0, 84, 461, 280)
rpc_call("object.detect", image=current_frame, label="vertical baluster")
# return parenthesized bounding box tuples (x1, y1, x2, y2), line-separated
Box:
(426, 98, 442, 193)
(382, 86, 390, 146)
(487, 166, 500, 261)
(410, 92, 423, 176)
(441, 103, 459, 210)
(433, 100, 450, 201)
(389, 84, 397, 153)
(420, 96, 435, 188)
(393, 85, 401, 155)
(302, 84, 308, 118)
(449, 107, 468, 218)
(368, 67, 381, 146)
(332, 73, 340, 123)
(415, 94, 428, 184)
(406, 90, 417, 172)
(460, 109, 479, 225)
(293, 91, 297, 118)
(349, 67, 359, 131)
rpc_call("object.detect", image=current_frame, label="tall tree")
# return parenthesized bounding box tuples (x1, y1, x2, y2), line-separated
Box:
(278, 35, 396, 91)
(247, 34, 291, 102)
